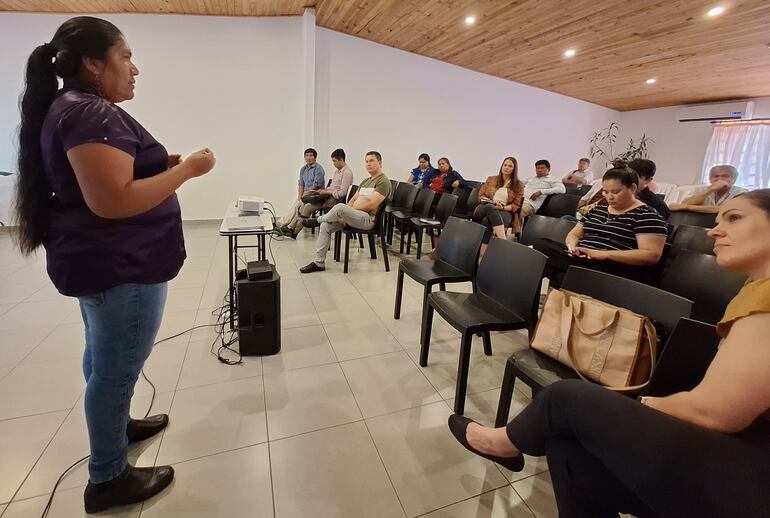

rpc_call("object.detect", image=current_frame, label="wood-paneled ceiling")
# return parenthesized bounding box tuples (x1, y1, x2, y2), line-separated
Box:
(3, 0, 770, 111)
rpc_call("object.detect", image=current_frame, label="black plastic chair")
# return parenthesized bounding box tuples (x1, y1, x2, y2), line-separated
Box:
(389, 179, 398, 201)
(660, 250, 746, 325)
(386, 183, 419, 244)
(536, 193, 581, 219)
(335, 199, 390, 274)
(394, 217, 485, 320)
(517, 214, 577, 247)
(667, 211, 717, 228)
(669, 224, 715, 256)
(421, 239, 547, 414)
(451, 187, 472, 216)
(642, 318, 720, 398)
(453, 186, 480, 220)
(564, 184, 591, 196)
(465, 180, 483, 189)
(495, 266, 693, 426)
(407, 193, 458, 259)
(390, 188, 436, 254)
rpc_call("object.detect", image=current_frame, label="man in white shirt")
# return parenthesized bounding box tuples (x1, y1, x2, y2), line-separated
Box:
(562, 158, 593, 185)
(670, 164, 748, 214)
(521, 160, 567, 217)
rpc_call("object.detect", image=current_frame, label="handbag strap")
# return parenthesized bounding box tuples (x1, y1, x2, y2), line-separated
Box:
(566, 297, 620, 336)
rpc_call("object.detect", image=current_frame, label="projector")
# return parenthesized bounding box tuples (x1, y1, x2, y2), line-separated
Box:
(237, 196, 264, 214)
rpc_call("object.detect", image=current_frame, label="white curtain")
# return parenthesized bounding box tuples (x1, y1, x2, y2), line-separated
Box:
(701, 122, 770, 189)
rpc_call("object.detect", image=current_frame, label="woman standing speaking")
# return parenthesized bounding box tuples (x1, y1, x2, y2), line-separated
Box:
(15, 17, 215, 512)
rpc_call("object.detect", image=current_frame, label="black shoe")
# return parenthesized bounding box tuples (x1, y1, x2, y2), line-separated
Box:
(301, 218, 320, 229)
(127, 414, 169, 444)
(448, 414, 525, 472)
(300, 262, 325, 273)
(84, 464, 175, 513)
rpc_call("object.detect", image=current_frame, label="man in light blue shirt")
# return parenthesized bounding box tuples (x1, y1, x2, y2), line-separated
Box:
(280, 148, 326, 232)
(297, 148, 326, 198)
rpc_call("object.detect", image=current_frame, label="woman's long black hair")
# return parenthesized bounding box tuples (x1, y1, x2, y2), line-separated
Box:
(15, 16, 122, 254)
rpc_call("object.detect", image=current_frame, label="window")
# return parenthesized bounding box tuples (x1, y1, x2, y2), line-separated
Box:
(701, 122, 770, 189)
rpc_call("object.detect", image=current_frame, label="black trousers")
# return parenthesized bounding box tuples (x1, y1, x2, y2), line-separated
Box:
(472, 204, 512, 243)
(506, 380, 770, 518)
(534, 238, 657, 288)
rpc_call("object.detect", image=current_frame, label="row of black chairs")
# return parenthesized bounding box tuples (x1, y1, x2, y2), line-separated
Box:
(518, 214, 745, 324)
(395, 215, 738, 415)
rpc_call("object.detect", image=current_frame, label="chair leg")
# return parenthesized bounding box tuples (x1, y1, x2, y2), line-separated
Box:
(358, 233, 364, 249)
(453, 331, 473, 414)
(334, 232, 341, 262)
(406, 226, 413, 255)
(381, 232, 390, 272)
(482, 331, 493, 356)
(394, 268, 404, 319)
(495, 360, 517, 427)
(416, 228, 423, 259)
(368, 234, 376, 259)
(419, 303, 435, 367)
(344, 233, 351, 274)
(387, 215, 394, 245)
(439, 282, 446, 291)
(399, 221, 406, 254)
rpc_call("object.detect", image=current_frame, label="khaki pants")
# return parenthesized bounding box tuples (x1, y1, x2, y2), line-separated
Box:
(283, 197, 338, 233)
(521, 202, 536, 218)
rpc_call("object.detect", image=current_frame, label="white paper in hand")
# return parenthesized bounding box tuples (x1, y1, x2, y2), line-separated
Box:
(358, 187, 375, 196)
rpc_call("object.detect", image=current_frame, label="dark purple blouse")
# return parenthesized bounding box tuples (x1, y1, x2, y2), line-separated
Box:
(40, 81, 186, 296)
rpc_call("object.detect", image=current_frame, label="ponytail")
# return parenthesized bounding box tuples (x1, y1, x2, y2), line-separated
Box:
(15, 43, 59, 255)
(14, 16, 123, 255)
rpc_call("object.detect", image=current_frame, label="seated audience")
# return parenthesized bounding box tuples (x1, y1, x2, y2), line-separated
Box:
(670, 164, 747, 213)
(521, 159, 567, 217)
(422, 157, 467, 194)
(449, 189, 770, 518)
(281, 148, 352, 238)
(473, 156, 524, 255)
(535, 165, 667, 287)
(407, 153, 436, 186)
(299, 151, 391, 273)
(562, 157, 593, 185)
(278, 148, 326, 232)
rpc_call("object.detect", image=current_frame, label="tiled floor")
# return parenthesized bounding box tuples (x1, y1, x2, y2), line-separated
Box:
(0, 221, 560, 517)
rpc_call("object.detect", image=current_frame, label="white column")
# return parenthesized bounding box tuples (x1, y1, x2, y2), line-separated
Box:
(301, 7, 316, 148)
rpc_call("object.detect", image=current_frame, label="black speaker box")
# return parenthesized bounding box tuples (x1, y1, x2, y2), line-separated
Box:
(235, 265, 281, 356)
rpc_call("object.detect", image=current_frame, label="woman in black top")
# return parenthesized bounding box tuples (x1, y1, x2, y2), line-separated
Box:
(535, 166, 667, 287)
(15, 17, 214, 512)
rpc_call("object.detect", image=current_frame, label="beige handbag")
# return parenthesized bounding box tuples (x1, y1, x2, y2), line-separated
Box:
(531, 288, 658, 391)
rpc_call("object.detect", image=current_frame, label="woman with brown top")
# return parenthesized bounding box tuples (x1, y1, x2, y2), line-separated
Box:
(472, 156, 524, 256)
(449, 189, 770, 517)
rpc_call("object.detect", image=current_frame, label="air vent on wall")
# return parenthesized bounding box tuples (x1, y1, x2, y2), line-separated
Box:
(676, 101, 755, 123)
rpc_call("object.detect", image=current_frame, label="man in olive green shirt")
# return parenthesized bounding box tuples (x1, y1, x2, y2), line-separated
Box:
(300, 151, 391, 273)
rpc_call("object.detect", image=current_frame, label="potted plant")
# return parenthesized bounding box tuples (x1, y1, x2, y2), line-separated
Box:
(590, 122, 654, 168)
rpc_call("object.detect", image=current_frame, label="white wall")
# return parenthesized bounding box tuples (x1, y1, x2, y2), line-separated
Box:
(0, 13, 306, 221)
(618, 97, 770, 186)
(313, 28, 617, 187)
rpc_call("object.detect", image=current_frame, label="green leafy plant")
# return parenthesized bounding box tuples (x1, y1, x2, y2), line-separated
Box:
(590, 122, 654, 166)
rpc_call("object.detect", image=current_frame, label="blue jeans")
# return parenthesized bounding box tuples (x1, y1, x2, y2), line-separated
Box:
(79, 283, 168, 483)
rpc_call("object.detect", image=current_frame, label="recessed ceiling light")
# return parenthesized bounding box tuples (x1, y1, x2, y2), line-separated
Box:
(707, 6, 725, 16)
(464, 16, 476, 25)
(564, 49, 576, 58)
(646, 78, 657, 84)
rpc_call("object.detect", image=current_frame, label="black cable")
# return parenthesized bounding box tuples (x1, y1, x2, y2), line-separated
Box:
(40, 322, 220, 518)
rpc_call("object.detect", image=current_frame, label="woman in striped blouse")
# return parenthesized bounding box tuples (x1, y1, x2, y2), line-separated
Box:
(536, 165, 668, 288)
